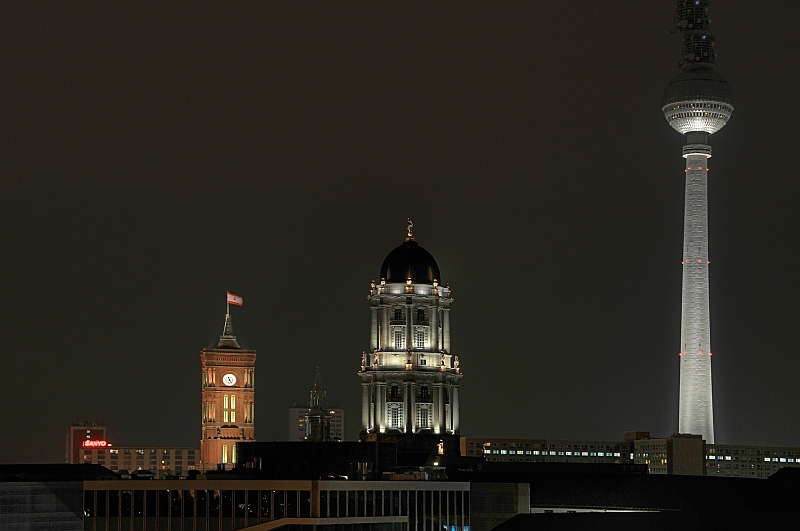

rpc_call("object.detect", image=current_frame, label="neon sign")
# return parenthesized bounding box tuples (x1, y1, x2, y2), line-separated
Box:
(82, 440, 111, 448)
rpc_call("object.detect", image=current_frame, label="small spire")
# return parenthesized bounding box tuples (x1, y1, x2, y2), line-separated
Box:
(217, 313, 241, 349)
(406, 218, 414, 241)
(309, 368, 328, 409)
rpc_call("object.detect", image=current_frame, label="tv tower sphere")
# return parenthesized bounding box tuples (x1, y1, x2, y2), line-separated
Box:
(662, 0, 733, 135)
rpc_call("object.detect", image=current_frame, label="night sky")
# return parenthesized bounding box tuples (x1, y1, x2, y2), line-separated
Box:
(2, 2, 798, 464)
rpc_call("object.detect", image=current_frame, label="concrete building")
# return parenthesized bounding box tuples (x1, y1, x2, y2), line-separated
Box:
(359, 221, 461, 439)
(74, 446, 198, 477)
(200, 313, 256, 471)
(631, 433, 706, 476)
(663, 0, 734, 444)
(461, 437, 633, 465)
(707, 443, 800, 478)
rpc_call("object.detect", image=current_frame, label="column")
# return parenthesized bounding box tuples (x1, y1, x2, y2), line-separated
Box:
(376, 382, 386, 433)
(408, 382, 416, 433)
(433, 384, 444, 435)
(362, 382, 371, 432)
(381, 302, 390, 350)
(431, 301, 439, 350)
(451, 385, 460, 433)
(406, 299, 412, 349)
(371, 305, 379, 351)
(442, 308, 451, 353)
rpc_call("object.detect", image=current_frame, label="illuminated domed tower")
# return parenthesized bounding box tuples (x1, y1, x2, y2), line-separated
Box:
(663, 0, 733, 444)
(359, 221, 461, 449)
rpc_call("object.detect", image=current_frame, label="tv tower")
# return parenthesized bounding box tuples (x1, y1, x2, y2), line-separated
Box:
(663, 0, 733, 444)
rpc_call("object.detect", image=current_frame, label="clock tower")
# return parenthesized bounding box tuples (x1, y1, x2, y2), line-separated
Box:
(200, 313, 256, 471)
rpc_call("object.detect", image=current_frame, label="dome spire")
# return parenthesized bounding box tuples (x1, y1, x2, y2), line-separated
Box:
(406, 218, 414, 241)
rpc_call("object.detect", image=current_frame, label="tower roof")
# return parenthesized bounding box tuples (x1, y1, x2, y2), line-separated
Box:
(379, 220, 440, 284)
(217, 313, 241, 349)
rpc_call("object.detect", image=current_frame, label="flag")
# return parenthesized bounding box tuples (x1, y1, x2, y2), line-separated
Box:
(227, 292, 243, 306)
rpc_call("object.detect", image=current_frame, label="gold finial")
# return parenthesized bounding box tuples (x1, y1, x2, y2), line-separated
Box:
(406, 218, 414, 240)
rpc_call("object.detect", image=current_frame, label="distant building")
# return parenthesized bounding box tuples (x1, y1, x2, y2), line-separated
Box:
(461, 437, 633, 464)
(707, 443, 800, 478)
(630, 433, 706, 476)
(288, 408, 344, 442)
(288, 370, 344, 441)
(73, 445, 198, 477)
(66, 421, 107, 464)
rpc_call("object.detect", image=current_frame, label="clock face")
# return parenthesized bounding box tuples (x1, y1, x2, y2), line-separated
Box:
(222, 373, 237, 387)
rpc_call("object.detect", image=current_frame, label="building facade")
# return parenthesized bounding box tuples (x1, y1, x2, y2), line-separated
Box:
(360, 222, 461, 438)
(200, 314, 256, 471)
(461, 437, 633, 464)
(707, 444, 800, 478)
(632, 433, 706, 476)
(74, 446, 198, 477)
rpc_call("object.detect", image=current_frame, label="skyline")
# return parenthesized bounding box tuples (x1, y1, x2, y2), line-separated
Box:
(2, 2, 798, 464)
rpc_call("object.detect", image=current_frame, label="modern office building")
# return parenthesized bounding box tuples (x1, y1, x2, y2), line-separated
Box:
(461, 437, 633, 465)
(663, 0, 734, 444)
(706, 443, 800, 478)
(74, 446, 198, 477)
(359, 221, 461, 440)
(200, 313, 257, 471)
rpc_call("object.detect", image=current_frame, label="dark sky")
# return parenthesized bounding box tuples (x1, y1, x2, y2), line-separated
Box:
(2, 2, 798, 464)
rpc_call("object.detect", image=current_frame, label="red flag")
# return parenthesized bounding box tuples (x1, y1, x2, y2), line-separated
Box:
(227, 292, 243, 306)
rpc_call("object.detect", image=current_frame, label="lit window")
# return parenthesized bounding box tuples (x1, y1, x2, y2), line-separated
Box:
(417, 405, 431, 429)
(222, 445, 228, 464)
(388, 404, 403, 428)
(415, 329, 425, 349)
(394, 331, 405, 350)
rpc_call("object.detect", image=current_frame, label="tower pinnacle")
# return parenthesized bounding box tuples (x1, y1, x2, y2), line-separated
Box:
(218, 313, 241, 349)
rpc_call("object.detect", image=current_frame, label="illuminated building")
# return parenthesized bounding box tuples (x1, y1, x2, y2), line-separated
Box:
(359, 221, 461, 440)
(706, 443, 800, 478)
(200, 313, 256, 471)
(288, 370, 345, 441)
(461, 437, 634, 465)
(663, 0, 734, 444)
(66, 421, 107, 464)
(74, 446, 198, 477)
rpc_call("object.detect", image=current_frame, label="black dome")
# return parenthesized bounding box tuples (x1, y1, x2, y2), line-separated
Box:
(663, 67, 733, 106)
(380, 239, 440, 284)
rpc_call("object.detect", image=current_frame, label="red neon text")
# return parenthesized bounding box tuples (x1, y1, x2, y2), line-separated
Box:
(82, 440, 110, 448)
